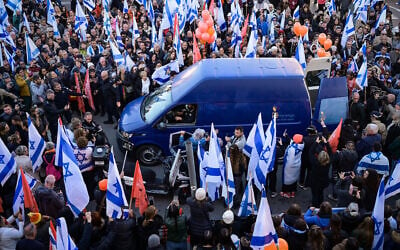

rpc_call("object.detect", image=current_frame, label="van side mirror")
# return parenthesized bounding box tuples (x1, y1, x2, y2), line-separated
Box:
(157, 122, 167, 130)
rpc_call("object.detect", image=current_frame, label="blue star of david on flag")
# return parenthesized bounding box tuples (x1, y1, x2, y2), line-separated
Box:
(29, 141, 35, 150)
(0, 155, 4, 164)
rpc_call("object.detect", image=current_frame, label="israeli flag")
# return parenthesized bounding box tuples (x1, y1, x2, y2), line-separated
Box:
(49, 221, 57, 250)
(173, 14, 184, 66)
(188, 0, 199, 25)
(355, 41, 367, 61)
(222, 154, 235, 208)
(25, 33, 40, 64)
(357, 152, 390, 176)
(123, 51, 135, 71)
(255, 114, 276, 191)
(83, 0, 95, 11)
(106, 148, 128, 219)
(245, 29, 257, 58)
(216, 0, 226, 31)
(295, 37, 306, 71)
(115, 21, 125, 50)
(293, 5, 300, 20)
(211, 28, 218, 52)
(23, 12, 31, 33)
(355, 60, 368, 89)
(0, 0, 10, 27)
(280, 9, 285, 31)
(56, 120, 89, 217)
(269, 20, 275, 44)
(110, 39, 125, 67)
(151, 60, 180, 85)
(160, 0, 186, 33)
(131, 15, 140, 43)
(27, 114, 45, 172)
(375, 5, 387, 30)
(3, 44, 15, 72)
(328, 0, 336, 15)
(0, 138, 16, 186)
(56, 217, 77, 250)
(136, 0, 147, 6)
(249, 7, 257, 31)
(231, 21, 242, 58)
(0, 44, 3, 67)
(123, 0, 129, 14)
(385, 162, 400, 199)
(75, 1, 88, 41)
(6, 0, 21, 12)
(348, 59, 359, 73)
(371, 0, 380, 8)
(146, 0, 154, 23)
(246, 114, 265, 179)
(47, 0, 60, 37)
(197, 143, 208, 188)
(230, 1, 238, 29)
(341, 11, 355, 48)
(372, 178, 385, 250)
(356, 0, 368, 23)
(0, 27, 16, 52)
(103, 9, 111, 37)
(238, 178, 257, 217)
(151, 21, 158, 48)
(103, 0, 110, 11)
(250, 188, 278, 249)
(87, 44, 104, 57)
(282, 142, 304, 186)
(206, 123, 223, 201)
(13, 170, 37, 214)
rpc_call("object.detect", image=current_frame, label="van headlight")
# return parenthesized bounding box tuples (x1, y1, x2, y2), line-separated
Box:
(121, 130, 133, 139)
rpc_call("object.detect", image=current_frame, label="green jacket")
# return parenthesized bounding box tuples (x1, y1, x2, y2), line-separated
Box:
(165, 214, 188, 242)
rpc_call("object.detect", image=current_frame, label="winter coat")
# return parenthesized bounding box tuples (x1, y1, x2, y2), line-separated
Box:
(0, 219, 24, 250)
(137, 215, 163, 249)
(111, 218, 137, 250)
(331, 149, 358, 172)
(186, 197, 214, 237)
(304, 209, 331, 229)
(287, 229, 307, 250)
(356, 134, 382, 160)
(309, 142, 331, 190)
(384, 229, 400, 250)
(34, 185, 64, 218)
(165, 214, 187, 243)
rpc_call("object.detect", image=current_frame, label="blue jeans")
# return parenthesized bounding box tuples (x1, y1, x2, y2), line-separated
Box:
(166, 241, 187, 250)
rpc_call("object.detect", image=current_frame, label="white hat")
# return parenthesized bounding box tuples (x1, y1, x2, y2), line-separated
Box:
(195, 188, 206, 201)
(348, 202, 359, 217)
(222, 210, 234, 224)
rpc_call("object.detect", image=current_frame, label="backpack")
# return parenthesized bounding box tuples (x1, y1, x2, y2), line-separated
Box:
(43, 151, 61, 181)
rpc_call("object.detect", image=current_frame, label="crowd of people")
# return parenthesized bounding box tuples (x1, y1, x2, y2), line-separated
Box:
(1, 0, 400, 249)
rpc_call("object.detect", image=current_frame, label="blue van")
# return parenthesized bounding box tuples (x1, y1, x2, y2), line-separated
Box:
(117, 58, 346, 165)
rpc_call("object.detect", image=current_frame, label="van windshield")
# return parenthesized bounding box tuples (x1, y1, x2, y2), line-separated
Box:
(141, 83, 173, 123)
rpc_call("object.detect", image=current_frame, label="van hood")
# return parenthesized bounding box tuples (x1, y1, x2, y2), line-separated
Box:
(119, 96, 147, 132)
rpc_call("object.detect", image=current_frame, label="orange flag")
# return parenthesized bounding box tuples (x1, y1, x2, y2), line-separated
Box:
(328, 118, 343, 153)
(241, 14, 249, 41)
(74, 72, 86, 113)
(193, 36, 201, 63)
(131, 161, 148, 214)
(20, 168, 39, 213)
(84, 70, 96, 111)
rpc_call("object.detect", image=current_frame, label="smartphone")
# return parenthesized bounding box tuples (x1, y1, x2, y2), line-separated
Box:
(318, 132, 323, 140)
(352, 187, 359, 196)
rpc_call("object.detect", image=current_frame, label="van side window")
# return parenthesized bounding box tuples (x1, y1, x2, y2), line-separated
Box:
(165, 104, 197, 124)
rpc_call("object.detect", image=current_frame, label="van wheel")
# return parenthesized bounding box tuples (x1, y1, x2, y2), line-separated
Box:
(136, 145, 162, 166)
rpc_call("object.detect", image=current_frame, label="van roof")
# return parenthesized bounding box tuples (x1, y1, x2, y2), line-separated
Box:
(171, 58, 305, 103)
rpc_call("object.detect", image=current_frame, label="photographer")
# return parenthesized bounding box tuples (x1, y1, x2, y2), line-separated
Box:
(82, 111, 104, 143)
(335, 172, 365, 208)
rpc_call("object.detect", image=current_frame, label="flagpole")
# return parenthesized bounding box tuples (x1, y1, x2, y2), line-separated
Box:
(225, 146, 230, 209)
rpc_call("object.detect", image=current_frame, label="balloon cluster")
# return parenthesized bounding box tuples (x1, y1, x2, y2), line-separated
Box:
(264, 238, 289, 250)
(195, 10, 216, 44)
(293, 22, 308, 37)
(317, 33, 332, 57)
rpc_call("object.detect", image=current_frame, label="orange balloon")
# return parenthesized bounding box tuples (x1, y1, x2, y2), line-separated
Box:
(207, 34, 215, 44)
(317, 48, 326, 57)
(207, 27, 214, 36)
(324, 39, 332, 50)
(206, 19, 214, 27)
(293, 22, 301, 36)
(263, 239, 289, 250)
(201, 33, 210, 43)
(318, 33, 327, 45)
(195, 28, 202, 39)
(99, 179, 108, 191)
(299, 25, 308, 37)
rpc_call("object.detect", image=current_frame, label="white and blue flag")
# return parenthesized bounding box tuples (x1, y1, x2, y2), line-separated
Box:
(56, 120, 89, 217)
(230, 0, 238, 29)
(151, 20, 158, 48)
(375, 5, 387, 30)
(123, 0, 129, 14)
(110, 39, 125, 67)
(250, 188, 278, 249)
(27, 114, 45, 172)
(216, 0, 226, 31)
(25, 26, 37, 56)
(103, 0, 110, 10)
(173, 14, 184, 66)
(0, 0, 10, 27)
(385, 162, 400, 199)
(231, 20, 242, 58)
(205, 123, 223, 201)
(293, 5, 300, 20)
(151, 60, 180, 85)
(56, 217, 77, 250)
(160, 0, 186, 33)
(245, 29, 257, 58)
(295, 37, 306, 71)
(83, 0, 95, 11)
(280, 9, 285, 31)
(246, 114, 265, 180)
(356, 0, 368, 23)
(103, 9, 112, 37)
(146, 0, 154, 23)
(341, 11, 355, 48)
(47, 0, 60, 37)
(238, 178, 257, 217)
(0, 138, 16, 186)
(372, 178, 385, 250)
(355, 59, 368, 89)
(131, 15, 140, 43)
(75, 1, 88, 41)
(269, 19, 275, 44)
(197, 143, 208, 189)
(123, 51, 135, 71)
(188, 0, 199, 24)
(6, 0, 21, 12)
(255, 114, 276, 191)
(23, 12, 31, 33)
(3, 44, 15, 72)
(12, 171, 37, 214)
(222, 154, 235, 208)
(347, 59, 359, 73)
(136, 0, 147, 7)
(328, 0, 336, 15)
(115, 21, 125, 50)
(106, 147, 128, 219)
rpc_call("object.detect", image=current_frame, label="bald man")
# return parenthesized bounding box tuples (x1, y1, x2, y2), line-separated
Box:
(16, 224, 45, 250)
(35, 175, 64, 218)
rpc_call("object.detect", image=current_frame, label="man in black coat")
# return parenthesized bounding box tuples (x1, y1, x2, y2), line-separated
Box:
(100, 71, 121, 124)
(52, 81, 84, 123)
(43, 89, 69, 142)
